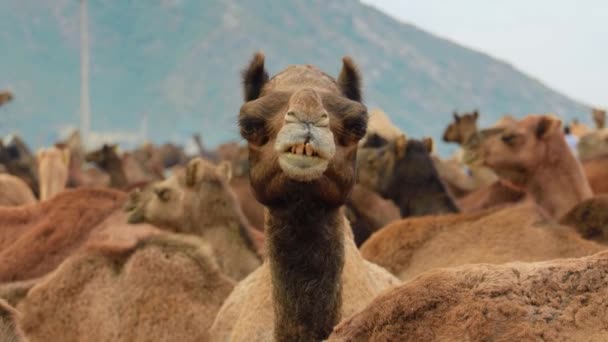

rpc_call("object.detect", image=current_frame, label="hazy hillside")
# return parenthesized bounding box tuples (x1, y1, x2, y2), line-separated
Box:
(0, 0, 588, 155)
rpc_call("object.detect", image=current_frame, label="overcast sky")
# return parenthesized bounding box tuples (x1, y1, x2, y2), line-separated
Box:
(362, 0, 607, 108)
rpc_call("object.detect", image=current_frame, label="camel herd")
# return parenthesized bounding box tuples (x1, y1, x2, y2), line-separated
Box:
(0, 54, 607, 341)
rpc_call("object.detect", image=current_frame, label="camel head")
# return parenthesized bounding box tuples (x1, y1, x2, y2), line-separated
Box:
(592, 108, 606, 130)
(357, 134, 433, 196)
(126, 158, 233, 231)
(85, 144, 120, 169)
(475, 115, 563, 185)
(0, 90, 13, 107)
(442, 110, 479, 144)
(238, 53, 367, 208)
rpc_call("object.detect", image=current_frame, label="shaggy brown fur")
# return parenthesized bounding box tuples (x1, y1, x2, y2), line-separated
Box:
(0, 299, 22, 342)
(477, 115, 592, 218)
(17, 227, 235, 342)
(37, 146, 70, 201)
(346, 184, 400, 246)
(457, 179, 526, 212)
(560, 195, 608, 244)
(358, 135, 459, 217)
(0, 174, 36, 206)
(211, 53, 398, 342)
(582, 154, 608, 195)
(0, 188, 126, 282)
(126, 158, 262, 280)
(361, 202, 605, 281)
(230, 175, 265, 231)
(330, 250, 608, 341)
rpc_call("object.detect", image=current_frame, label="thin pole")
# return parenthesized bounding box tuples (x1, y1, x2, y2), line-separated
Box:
(80, 0, 91, 147)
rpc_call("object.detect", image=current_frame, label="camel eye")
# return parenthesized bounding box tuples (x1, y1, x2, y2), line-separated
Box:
(239, 116, 268, 146)
(154, 188, 171, 202)
(501, 134, 517, 145)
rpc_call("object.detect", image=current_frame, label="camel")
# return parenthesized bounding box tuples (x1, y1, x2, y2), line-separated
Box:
(0, 91, 13, 107)
(439, 110, 498, 196)
(560, 195, 608, 244)
(345, 184, 400, 246)
(330, 250, 608, 341)
(209, 53, 399, 341)
(592, 107, 606, 129)
(361, 108, 404, 144)
(569, 118, 591, 137)
(193, 133, 220, 162)
(16, 225, 235, 342)
(36, 146, 70, 201)
(582, 155, 608, 194)
(0, 174, 36, 206)
(0, 136, 39, 197)
(85, 144, 160, 189)
(126, 157, 262, 280)
(475, 114, 592, 218)
(456, 178, 525, 212)
(357, 134, 459, 217)
(229, 175, 265, 231)
(578, 128, 608, 160)
(0, 188, 126, 282)
(361, 201, 605, 281)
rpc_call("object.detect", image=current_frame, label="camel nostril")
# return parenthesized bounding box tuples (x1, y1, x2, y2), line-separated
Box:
(287, 111, 296, 117)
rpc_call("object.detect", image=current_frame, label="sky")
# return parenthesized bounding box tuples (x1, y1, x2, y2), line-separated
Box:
(362, 0, 607, 108)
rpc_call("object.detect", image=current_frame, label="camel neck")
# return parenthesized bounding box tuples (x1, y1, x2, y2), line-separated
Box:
(527, 137, 592, 218)
(103, 157, 128, 188)
(266, 203, 344, 342)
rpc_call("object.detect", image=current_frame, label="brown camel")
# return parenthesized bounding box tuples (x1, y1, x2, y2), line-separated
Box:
(330, 250, 608, 341)
(0, 136, 39, 197)
(560, 195, 608, 244)
(16, 226, 235, 342)
(36, 146, 70, 201)
(457, 179, 526, 212)
(210, 53, 398, 342)
(476, 115, 592, 218)
(0, 188, 126, 282)
(85, 144, 129, 188)
(126, 157, 262, 280)
(582, 154, 608, 194)
(442, 110, 479, 145)
(361, 202, 604, 281)
(0, 174, 36, 206)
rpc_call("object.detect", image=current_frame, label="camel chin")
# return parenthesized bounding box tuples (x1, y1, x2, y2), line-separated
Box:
(278, 153, 328, 181)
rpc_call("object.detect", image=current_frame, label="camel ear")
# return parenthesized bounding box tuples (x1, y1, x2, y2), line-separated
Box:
(185, 159, 203, 187)
(217, 161, 232, 182)
(536, 116, 562, 139)
(242, 52, 269, 101)
(337, 57, 362, 102)
(453, 112, 460, 122)
(422, 137, 434, 153)
(473, 110, 479, 120)
(395, 134, 408, 158)
(62, 148, 71, 165)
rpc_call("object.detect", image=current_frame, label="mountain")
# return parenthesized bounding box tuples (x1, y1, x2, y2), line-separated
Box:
(0, 0, 588, 155)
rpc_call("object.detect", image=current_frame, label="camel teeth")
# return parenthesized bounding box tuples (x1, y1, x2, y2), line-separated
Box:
(295, 144, 304, 155)
(305, 143, 313, 156)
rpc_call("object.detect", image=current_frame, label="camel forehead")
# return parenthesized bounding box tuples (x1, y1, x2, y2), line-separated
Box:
(264, 65, 340, 94)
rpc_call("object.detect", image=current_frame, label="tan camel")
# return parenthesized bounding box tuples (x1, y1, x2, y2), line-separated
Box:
(36, 146, 70, 201)
(560, 195, 608, 244)
(330, 250, 608, 341)
(361, 108, 404, 143)
(210, 53, 398, 342)
(0, 174, 36, 206)
(582, 155, 608, 194)
(476, 115, 592, 218)
(126, 158, 262, 280)
(578, 128, 608, 160)
(16, 225, 235, 342)
(0, 188, 126, 282)
(361, 201, 604, 281)
(0, 299, 22, 342)
(592, 107, 606, 129)
(570, 118, 591, 137)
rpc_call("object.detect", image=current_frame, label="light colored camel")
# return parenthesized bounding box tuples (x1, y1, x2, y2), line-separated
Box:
(210, 53, 398, 341)
(0, 174, 36, 206)
(36, 146, 70, 201)
(476, 114, 592, 218)
(126, 158, 262, 280)
(330, 250, 608, 341)
(16, 223, 235, 342)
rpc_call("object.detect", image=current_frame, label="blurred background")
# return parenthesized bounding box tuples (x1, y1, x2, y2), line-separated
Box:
(0, 0, 605, 156)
